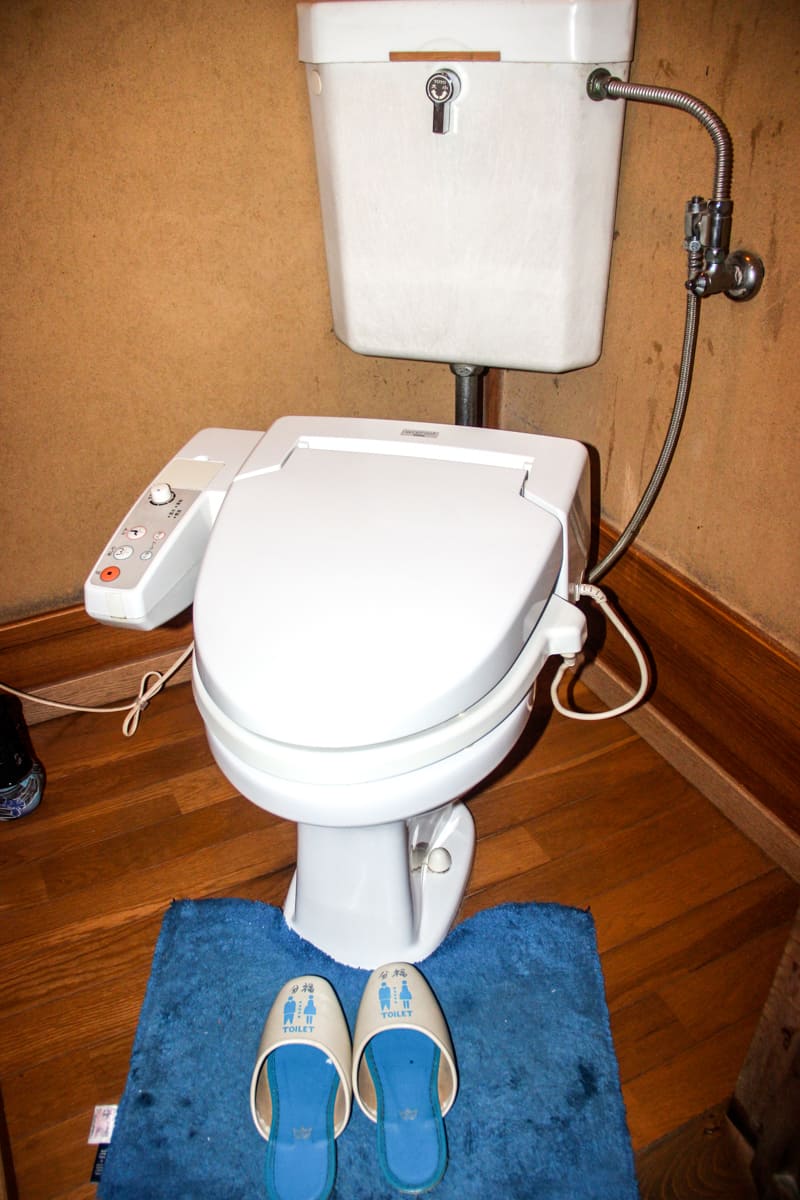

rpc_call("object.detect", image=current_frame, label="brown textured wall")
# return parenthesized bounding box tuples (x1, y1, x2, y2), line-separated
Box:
(0, 0, 449, 622)
(2, 0, 798, 659)
(502, 0, 800, 656)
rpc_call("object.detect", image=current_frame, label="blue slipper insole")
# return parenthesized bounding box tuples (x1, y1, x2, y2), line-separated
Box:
(265, 1044, 339, 1200)
(366, 1031, 447, 1194)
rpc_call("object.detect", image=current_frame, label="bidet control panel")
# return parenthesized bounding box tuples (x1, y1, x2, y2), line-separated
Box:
(84, 428, 263, 630)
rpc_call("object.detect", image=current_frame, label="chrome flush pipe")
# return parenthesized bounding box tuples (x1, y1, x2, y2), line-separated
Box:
(450, 364, 486, 426)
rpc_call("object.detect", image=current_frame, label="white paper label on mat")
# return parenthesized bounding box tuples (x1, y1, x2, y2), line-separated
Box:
(88, 1104, 118, 1144)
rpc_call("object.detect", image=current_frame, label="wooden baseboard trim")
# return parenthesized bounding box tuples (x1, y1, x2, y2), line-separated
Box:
(3, 521, 798, 848)
(582, 661, 800, 883)
(593, 522, 800, 837)
(9, 632, 797, 881)
(0, 605, 193, 726)
(14, 650, 194, 727)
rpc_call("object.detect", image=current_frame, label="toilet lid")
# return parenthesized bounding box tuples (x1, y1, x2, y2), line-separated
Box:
(193, 434, 563, 748)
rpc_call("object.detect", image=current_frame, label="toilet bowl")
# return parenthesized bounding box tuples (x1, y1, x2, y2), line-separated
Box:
(83, 0, 635, 971)
(190, 416, 589, 967)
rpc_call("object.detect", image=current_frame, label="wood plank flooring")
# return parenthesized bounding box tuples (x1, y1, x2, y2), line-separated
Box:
(0, 678, 796, 1199)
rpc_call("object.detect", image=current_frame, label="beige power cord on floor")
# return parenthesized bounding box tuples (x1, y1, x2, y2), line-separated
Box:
(0, 642, 194, 737)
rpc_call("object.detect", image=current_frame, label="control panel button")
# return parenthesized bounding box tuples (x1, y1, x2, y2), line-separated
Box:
(149, 482, 176, 506)
(112, 545, 134, 560)
(100, 565, 121, 582)
(125, 525, 147, 540)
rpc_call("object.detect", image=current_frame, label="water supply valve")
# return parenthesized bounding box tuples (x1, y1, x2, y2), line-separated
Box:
(684, 196, 764, 300)
(426, 69, 461, 134)
(587, 69, 765, 303)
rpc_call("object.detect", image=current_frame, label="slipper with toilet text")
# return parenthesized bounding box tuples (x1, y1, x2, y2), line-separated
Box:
(352, 962, 458, 1194)
(250, 975, 352, 1200)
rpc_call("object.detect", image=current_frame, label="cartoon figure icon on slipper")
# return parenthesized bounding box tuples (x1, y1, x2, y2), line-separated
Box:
(251, 976, 352, 1200)
(251, 966, 457, 1198)
(353, 964, 458, 1194)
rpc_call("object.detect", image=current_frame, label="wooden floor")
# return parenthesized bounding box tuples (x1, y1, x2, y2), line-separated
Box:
(0, 677, 796, 1199)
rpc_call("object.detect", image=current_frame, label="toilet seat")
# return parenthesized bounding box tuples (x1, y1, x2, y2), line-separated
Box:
(193, 591, 585, 791)
(193, 419, 584, 762)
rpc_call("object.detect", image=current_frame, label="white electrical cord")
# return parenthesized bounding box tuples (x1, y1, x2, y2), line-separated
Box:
(3, 582, 643, 737)
(0, 642, 195, 737)
(550, 583, 650, 721)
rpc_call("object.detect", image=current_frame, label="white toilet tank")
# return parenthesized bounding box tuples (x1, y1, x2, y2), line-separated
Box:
(298, 0, 636, 372)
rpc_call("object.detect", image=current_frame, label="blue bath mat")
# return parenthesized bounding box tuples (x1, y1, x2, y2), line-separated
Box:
(98, 900, 638, 1199)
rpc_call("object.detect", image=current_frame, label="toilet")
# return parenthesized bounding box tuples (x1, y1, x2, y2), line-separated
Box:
(85, 0, 636, 967)
(189, 416, 589, 966)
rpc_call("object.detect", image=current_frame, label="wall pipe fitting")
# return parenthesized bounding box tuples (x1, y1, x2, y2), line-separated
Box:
(586, 68, 763, 301)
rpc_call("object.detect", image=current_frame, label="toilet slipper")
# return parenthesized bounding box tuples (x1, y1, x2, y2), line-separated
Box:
(352, 963, 458, 1194)
(250, 975, 352, 1200)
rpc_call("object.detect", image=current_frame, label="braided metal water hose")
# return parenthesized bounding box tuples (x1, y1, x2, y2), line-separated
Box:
(588, 248, 703, 583)
(587, 71, 733, 201)
(584, 70, 752, 582)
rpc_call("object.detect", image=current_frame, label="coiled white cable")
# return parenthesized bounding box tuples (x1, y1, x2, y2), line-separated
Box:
(550, 584, 649, 721)
(0, 642, 194, 737)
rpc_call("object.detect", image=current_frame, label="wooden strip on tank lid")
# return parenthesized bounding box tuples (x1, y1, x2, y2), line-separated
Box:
(389, 50, 501, 61)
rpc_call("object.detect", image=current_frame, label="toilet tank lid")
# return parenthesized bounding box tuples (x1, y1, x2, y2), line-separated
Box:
(297, 0, 637, 65)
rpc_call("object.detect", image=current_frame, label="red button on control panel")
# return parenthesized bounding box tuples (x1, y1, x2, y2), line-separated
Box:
(100, 566, 121, 583)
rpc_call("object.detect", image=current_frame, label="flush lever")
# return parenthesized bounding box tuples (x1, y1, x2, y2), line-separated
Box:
(425, 70, 461, 134)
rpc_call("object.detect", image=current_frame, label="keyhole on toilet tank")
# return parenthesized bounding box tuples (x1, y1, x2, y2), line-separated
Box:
(426, 70, 461, 134)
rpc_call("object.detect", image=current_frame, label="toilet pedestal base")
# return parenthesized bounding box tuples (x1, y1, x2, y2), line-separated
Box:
(284, 802, 475, 968)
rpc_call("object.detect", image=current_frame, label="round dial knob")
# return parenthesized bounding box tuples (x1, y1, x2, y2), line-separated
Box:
(149, 482, 175, 506)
